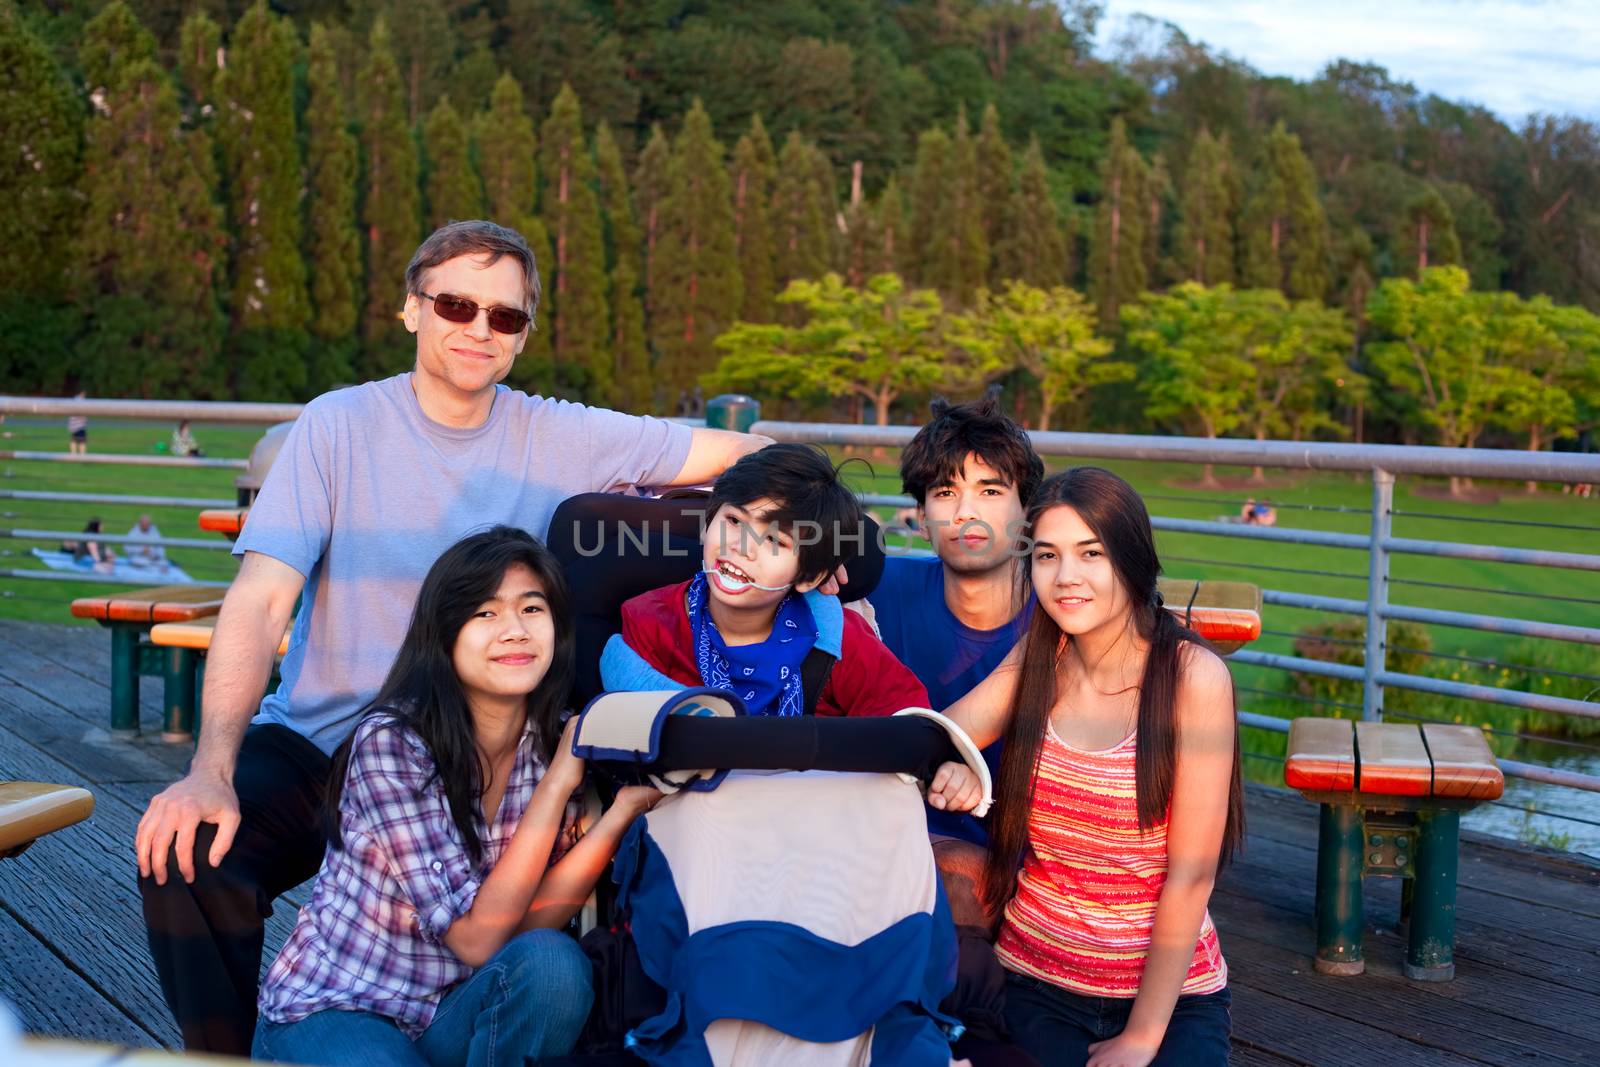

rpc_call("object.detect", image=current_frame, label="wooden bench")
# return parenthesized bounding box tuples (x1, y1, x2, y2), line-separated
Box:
(197, 507, 249, 540)
(0, 782, 94, 859)
(69, 586, 225, 738)
(1285, 716, 1504, 981)
(148, 617, 290, 742)
(1154, 577, 1261, 655)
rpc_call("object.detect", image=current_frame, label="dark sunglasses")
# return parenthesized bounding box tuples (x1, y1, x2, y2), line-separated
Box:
(418, 291, 533, 335)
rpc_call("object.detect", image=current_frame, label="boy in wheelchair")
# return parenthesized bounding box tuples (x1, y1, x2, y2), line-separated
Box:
(548, 445, 1017, 1066)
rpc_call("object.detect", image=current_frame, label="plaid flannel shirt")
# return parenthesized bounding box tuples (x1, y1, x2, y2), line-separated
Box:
(258, 711, 579, 1037)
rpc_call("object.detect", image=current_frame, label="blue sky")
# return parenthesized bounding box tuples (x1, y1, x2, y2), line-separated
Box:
(1096, 1, 1600, 124)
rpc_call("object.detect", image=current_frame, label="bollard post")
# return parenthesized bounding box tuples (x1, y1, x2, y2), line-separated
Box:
(705, 394, 760, 434)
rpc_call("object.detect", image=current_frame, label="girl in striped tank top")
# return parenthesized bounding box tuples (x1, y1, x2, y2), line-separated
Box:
(929, 468, 1244, 1067)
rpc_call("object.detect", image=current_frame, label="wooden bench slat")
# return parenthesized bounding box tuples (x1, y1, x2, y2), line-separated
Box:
(71, 585, 225, 624)
(1423, 724, 1506, 800)
(1355, 721, 1432, 796)
(197, 508, 248, 535)
(1155, 578, 1263, 653)
(149, 616, 289, 657)
(1285, 717, 1356, 792)
(0, 782, 95, 854)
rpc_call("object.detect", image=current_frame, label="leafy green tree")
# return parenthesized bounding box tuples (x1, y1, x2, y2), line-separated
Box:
(997, 138, 1069, 287)
(652, 100, 741, 407)
(976, 103, 1013, 284)
(1087, 118, 1149, 330)
(1397, 185, 1462, 275)
(1485, 295, 1599, 485)
(1366, 267, 1497, 492)
(1242, 122, 1330, 300)
(595, 120, 650, 412)
(1123, 283, 1253, 485)
(1234, 290, 1355, 480)
(974, 282, 1125, 430)
(303, 21, 360, 393)
(1173, 127, 1237, 286)
(217, 0, 310, 399)
(731, 115, 778, 321)
(74, 42, 226, 395)
(633, 123, 671, 324)
(423, 97, 484, 229)
(476, 73, 539, 231)
(176, 9, 221, 107)
(358, 18, 420, 374)
(771, 130, 830, 288)
(708, 273, 979, 426)
(0, 4, 83, 391)
(540, 84, 610, 401)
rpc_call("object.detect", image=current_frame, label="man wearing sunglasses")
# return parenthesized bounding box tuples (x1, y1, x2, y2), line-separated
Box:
(133, 219, 772, 1054)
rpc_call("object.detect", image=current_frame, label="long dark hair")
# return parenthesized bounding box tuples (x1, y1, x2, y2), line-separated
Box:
(980, 468, 1245, 916)
(326, 526, 575, 865)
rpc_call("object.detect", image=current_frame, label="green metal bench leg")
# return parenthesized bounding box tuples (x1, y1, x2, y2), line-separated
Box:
(1406, 809, 1460, 981)
(161, 646, 197, 743)
(1315, 802, 1365, 975)
(109, 626, 141, 737)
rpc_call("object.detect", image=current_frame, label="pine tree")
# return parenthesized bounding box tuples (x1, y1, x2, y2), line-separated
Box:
(976, 102, 1013, 284)
(508, 217, 556, 394)
(475, 73, 539, 231)
(907, 126, 950, 287)
(934, 112, 989, 305)
(651, 100, 741, 409)
(1086, 117, 1149, 330)
(595, 120, 650, 412)
(358, 18, 420, 375)
(771, 131, 829, 288)
(1173, 128, 1237, 286)
(1143, 152, 1172, 285)
(1399, 186, 1463, 275)
(176, 10, 221, 109)
(75, 5, 226, 396)
(0, 5, 83, 392)
(423, 97, 485, 228)
(1242, 122, 1329, 300)
(304, 21, 361, 393)
(841, 161, 880, 287)
(540, 84, 610, 401)
(997, 138, 1068, 287)
(383, 0, 451, 125)
(730, 115, 778, 321)
(217, 0, 310, 400)
(876, 177, 907, 277)
(809, 142, 842, 272)
(633, 123, 671, 326)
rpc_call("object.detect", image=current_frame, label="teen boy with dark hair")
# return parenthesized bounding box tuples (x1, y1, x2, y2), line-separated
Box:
(871, 394, 1044, 851)
(602, 444, 928, 718)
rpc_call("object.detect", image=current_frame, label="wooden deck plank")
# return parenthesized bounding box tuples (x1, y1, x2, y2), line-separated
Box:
(0, 623, 179, 744)
(1226, 983, 1493, 1066)
(0, 905, 154, 1047)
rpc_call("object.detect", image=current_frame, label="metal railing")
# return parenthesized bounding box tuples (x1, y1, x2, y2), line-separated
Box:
(3, 396, 1599, 813)
(759, 419, 1600, 802)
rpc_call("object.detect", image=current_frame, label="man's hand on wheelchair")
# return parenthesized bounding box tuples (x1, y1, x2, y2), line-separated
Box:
(927, 761, 983, 813)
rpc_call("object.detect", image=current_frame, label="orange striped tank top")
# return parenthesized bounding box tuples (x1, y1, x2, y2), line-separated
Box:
(994, 723, 1228, 998)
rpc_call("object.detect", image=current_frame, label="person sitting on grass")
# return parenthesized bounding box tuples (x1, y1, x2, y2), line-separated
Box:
(601, 443, 929, 717)
(253, 526, 658, 1066)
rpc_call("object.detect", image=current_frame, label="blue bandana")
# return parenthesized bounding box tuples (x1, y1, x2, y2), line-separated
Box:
(685, 572, 819, 717)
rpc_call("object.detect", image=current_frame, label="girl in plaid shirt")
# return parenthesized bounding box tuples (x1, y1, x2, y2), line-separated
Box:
(254, 527, 657, 1066)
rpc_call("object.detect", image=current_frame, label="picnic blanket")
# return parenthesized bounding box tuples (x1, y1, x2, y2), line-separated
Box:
(30, 548, 195, 585)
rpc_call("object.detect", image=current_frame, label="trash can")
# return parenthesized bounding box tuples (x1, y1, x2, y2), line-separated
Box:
(705, 394, 760, 433)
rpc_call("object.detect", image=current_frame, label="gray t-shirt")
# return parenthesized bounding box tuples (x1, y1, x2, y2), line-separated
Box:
(236, 373, 694, 754)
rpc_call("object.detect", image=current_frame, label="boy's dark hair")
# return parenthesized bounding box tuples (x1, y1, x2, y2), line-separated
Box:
(707, 444, 865, 587)
(899, 392, 1044, 507)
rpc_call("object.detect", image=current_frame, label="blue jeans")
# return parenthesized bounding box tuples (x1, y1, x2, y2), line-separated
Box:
(1002, 972, 1231, 1067)
(253, 929, 593, 1067)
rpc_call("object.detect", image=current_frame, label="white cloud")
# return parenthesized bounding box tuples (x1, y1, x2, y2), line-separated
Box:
(1097, 1, 1600, 123)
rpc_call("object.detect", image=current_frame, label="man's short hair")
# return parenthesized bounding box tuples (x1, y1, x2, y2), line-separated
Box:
(707, 444, 865, 587)
(404, 220, 542, 318)
(900, 393, 1044, 506)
